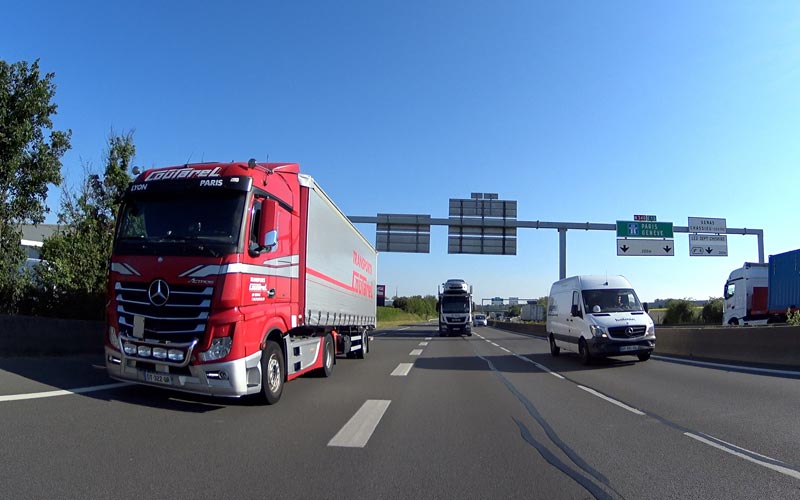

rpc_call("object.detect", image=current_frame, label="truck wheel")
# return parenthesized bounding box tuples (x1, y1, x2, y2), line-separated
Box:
(318, 334, 334, 376)
(259, 341, 284, 405)
(637, 352, 651, 362)
(549, 335, 560, 357)
(728, 318, 739, 326)
(578, 339, 592, 365)
(354, 330, 367, 359)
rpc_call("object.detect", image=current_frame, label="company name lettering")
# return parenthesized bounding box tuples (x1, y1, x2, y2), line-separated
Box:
(352, 251, 373, 275)
(352, 271, 374, 299)
(144, 166, 222, 182)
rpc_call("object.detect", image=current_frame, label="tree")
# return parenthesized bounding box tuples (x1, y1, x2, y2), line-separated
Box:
(35, 131, 135, 319)
(0, 59, 71, 313)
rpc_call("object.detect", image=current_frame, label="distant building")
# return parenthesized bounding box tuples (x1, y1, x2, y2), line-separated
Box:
(17, 224, 59, 266)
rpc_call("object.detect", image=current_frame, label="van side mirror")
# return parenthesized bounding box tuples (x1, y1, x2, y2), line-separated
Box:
(257, 199, 279, 253)
(571, 304, 582, 318)
(643, 302, 649, 313)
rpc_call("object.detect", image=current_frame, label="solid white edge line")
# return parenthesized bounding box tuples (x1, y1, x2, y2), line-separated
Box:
(684, 432, 800, 480)
(409, 349, 423, 356)
(652, 355, 800, 377)
(328, 400, 391, 448)
(391, 363, 414, 377)
(500, 347, 510, 353)
(425, 337, 432, 340)
(0, 382, 132, 402)
(419, 342, 429, 346)
(577, 385, 645, 415)
(398, 327, 410, 331)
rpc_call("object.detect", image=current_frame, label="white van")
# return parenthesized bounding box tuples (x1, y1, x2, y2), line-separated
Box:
(546, 275, 655, 364)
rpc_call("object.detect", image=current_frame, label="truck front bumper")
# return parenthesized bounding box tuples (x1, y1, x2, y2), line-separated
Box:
(105, 347, 263, 398)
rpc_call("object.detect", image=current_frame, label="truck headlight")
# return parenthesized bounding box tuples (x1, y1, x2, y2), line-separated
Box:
(108, 326, 120, 350)
(590, 325, 607, 338)
(199, 337, 233, 362)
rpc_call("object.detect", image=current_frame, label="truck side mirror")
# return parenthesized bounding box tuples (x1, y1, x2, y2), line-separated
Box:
(258, 199, 279, 253)
(435, 300, 440, 312)
(571, 304, 582, 318)
(643, 302, 649, 313)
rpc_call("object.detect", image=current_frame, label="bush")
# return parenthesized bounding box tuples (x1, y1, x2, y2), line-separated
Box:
(787, 309, 800, 326)
(701, 297, 724, 324)
(662, 299, 697, 325)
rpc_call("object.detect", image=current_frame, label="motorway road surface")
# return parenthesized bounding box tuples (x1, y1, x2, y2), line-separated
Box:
(1, 324, 799, 499)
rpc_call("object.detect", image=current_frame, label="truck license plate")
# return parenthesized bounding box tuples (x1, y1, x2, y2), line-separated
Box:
(619, 345, 639, 352)
(145, 372, 172, 385)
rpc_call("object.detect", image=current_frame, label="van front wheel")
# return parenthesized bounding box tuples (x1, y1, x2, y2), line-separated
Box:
(549, 335, 560, 357)
(578, 339, 592, 365)
(637, 352, 651, 362)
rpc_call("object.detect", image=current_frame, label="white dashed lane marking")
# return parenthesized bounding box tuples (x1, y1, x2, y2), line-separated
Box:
(577, 385, 645, 415)
(328, 400, 392, 448)
(391, 363, 414, 376)
(409, 349, 423, 356)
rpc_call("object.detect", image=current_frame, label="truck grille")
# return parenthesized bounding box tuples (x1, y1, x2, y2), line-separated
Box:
(608, 325, 647, 339)
(115, 281, 213, 342)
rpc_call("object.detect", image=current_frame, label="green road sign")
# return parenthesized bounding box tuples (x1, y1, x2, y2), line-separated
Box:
(616, 221, 673, 238)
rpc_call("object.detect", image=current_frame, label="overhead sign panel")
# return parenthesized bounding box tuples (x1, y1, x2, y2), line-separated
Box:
(689, 234, 728, 256)
(448, 196, 517, 255)
(376, 213, 431, 253)
(617, 238, 675, 256)
(688, 217, 727, 234)
(616, 221, 673, 238)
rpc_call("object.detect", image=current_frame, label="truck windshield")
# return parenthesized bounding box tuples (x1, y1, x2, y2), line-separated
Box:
(441, 298, 470, 313)
(582, 288, 643, 313)
(115, 191, 246, 256)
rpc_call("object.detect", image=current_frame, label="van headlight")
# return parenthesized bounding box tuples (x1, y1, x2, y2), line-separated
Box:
(646, 325, 655, 337)
(590, 325, 607, 338)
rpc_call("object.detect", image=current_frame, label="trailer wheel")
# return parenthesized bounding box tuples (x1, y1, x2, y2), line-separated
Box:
(318, 334, 334, 376)
(578, 339, 592, 365)
(354, 330, 368, 359)
(728, 318, 739, 326)
(549, 335, 560, 357)
(259, 341, 284, 405)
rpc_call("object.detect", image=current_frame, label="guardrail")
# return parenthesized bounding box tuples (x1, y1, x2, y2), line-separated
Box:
(489, 320, 800, 368)
(3, 315, 799, 369)
(0, 315, 103, 356)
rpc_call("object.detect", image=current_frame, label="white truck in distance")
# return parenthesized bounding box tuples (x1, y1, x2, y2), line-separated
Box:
(723, 262, 768, 325)
(437, 279, 473, 337)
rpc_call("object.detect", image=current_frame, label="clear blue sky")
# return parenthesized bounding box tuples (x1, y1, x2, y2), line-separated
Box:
(4, 1, 800, 302)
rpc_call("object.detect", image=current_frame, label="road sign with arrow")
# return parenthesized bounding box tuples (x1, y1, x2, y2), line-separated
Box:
(617, 238, 675, 256)
(689, 234, 728, 257)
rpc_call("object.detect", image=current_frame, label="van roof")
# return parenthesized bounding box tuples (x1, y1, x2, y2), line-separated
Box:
(552, 275, 633, 290)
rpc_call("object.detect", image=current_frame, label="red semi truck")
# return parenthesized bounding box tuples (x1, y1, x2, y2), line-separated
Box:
(104, 160, 376, 404)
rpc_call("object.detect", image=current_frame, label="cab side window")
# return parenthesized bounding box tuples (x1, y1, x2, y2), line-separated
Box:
(249, 199, 262, 254)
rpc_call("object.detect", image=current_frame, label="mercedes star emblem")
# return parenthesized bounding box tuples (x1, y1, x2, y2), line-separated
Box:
(148, 279, 170, 306)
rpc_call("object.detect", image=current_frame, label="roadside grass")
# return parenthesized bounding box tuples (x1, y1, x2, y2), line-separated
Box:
(376, 306, 432, 329)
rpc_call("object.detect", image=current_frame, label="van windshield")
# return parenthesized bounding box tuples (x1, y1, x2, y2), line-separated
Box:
(582, 288, 643, 313)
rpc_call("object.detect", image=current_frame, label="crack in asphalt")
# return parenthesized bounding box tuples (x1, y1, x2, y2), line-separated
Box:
(472, 348, 625, 500)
